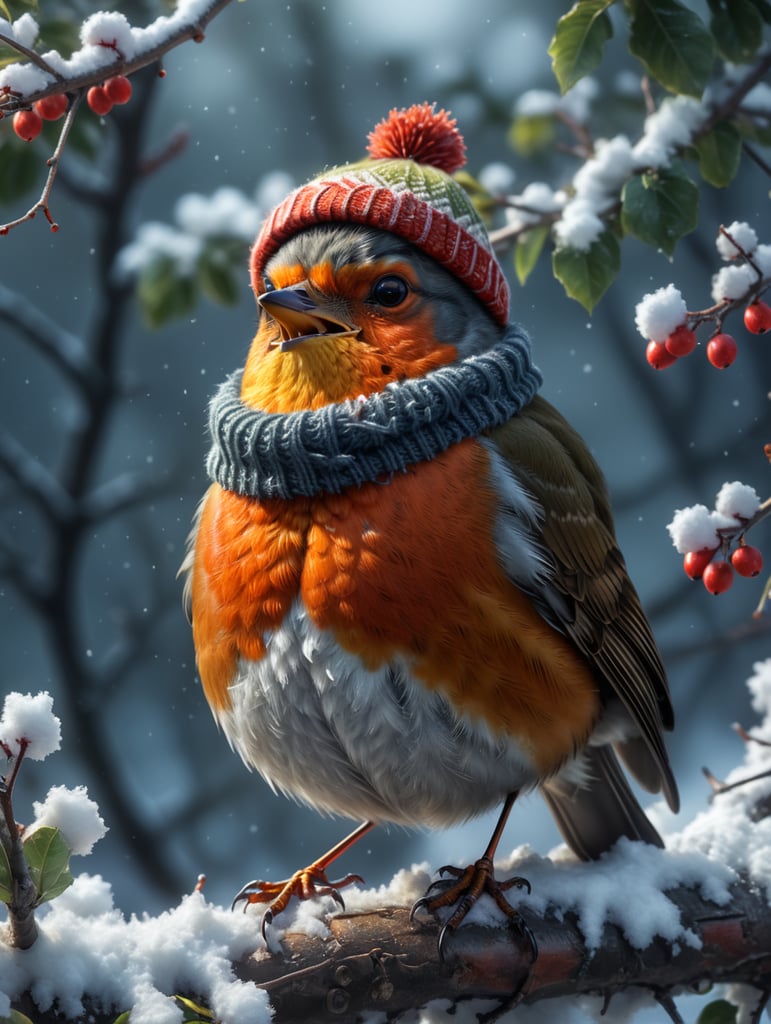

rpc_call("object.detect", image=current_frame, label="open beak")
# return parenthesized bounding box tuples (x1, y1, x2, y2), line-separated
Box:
(258, 286, 360, 353)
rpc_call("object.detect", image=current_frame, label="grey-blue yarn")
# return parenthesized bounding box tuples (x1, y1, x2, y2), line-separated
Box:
(206, 323, 542, 500)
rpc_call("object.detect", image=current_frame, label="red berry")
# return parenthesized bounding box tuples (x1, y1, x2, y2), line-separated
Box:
(646, 340, 678, 370)
(702, 560, 734, 595)
(13, 108, 43, 142)
(683, 548, 717, 580)
(706, 333, 738, 369)
(665, 324, 697, 358)
(744, 300, 771, 335)
(87, 85, 113, 117)
(104, 75, 132, 105)
(731, 544, 763, 578)
(34, 93, 68, 121)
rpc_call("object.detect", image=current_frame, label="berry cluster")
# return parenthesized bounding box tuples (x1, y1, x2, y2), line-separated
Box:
(636, 222, 771, 371)
(12, 92, 68, 142)
(684, 542, 763, 595)
(11, 74, 132, 142)
(668, 482, 766, 596)
(86, 74, 132, 116)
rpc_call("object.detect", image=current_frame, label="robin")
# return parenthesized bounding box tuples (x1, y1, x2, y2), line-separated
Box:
(184, 103, 678, 953)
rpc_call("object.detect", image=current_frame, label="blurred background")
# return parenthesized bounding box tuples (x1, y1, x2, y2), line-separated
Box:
(1, 0, 769, 921)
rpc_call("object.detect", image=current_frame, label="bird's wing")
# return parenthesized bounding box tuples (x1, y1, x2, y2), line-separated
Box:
(487, 395, 679, 811)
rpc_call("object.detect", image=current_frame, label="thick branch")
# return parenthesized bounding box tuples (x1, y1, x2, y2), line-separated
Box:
(236, 877, 771, 1023)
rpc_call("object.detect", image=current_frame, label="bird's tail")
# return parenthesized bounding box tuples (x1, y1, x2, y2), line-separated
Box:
(540, 744, 664, 861)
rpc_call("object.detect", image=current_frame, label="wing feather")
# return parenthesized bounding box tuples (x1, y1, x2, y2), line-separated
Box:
(488, 396, 678, 811)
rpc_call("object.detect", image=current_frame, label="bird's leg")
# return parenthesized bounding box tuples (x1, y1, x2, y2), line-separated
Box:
(231, 819, 375, 939)
(411, 792, 537, 961)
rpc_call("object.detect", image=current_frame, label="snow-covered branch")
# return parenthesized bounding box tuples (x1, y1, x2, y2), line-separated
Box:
(0, 0, 235, 232)
(239, 882, 771, 1023)
(0, 0, 235, 109)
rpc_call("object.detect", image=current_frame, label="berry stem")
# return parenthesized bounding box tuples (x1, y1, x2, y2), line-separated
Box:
(0, 91, 83, 234)
(718, 225, 764, 280)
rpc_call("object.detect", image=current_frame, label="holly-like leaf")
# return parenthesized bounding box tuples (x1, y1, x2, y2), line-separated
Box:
(621, 162, 698, 256)
(23, 826, 73, 904)
(696, 998, 738, 1024)
(137, 258, 198, 329)
(111, 1013, 131, 1024)
(552, 229, 620, 312)
(549, 0, 615, 94)
(626, 0, 715, 97)
(0, 841, 13, 905)
(710, 0, 764, 62)
(514, 225, 550, 285)
(695, 120, 742, 187)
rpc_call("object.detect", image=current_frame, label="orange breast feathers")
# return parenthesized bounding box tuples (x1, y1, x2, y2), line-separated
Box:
(190, 440, 600, 775)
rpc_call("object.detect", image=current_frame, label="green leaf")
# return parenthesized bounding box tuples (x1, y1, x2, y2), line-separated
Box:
(0, 139, 44, 207)
(197, 247, 240, 306)
(137, 258, 198, 329)
(514, 225, 550, 285)
(621, 162, 698, 256)
(508, 115, 557, 157)
(549, 0, 615, 93)
(175, 994, 214, 1021)
(0, 0, 12, 21)
(37, 19, 80, 60)
(2, 0, 37, 17)
(0, 1010, 37, 1024)
(23, 826, 73, 905)
(111, 1012, 131, 1024)
(0, 840, 13, 904)
(710, 1, 764, 62)
(695, 120, 742, 187)
(552, 229, 620, 311)
(696, 998, 738, 1024)
(626, 0, 715, 97)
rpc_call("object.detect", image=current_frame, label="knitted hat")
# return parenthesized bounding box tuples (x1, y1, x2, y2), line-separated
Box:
(249, 103, 510, 325)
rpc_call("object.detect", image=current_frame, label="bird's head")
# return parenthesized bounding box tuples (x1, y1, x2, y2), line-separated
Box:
(241, 224, 504, 413)
(238, 103, 511, 413)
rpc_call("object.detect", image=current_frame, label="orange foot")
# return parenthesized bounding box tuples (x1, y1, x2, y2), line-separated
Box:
(411, 854, 537, 961)
(231, 819, 374, 940)
(231, 866, 364, 939)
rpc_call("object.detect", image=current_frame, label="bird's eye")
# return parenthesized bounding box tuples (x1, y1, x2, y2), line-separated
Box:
(371, 275, 409, 308)
(262, 278, 275, 293)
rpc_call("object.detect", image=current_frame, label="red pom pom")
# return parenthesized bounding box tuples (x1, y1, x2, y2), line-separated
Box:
(367, 102, 466, 174)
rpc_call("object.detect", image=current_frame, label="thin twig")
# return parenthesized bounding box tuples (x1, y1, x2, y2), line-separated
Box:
(0, 91, 83, 234)
(0, 29, 65, 82)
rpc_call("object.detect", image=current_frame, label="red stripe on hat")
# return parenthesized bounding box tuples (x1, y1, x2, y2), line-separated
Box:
(250, 180, 509, 324)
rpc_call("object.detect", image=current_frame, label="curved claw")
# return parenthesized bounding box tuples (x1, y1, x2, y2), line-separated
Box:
(412, 857, 537, 965)
(499, 874, 531, 895)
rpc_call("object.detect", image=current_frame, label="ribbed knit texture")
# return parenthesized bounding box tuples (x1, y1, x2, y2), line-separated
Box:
(206, 324, 541, 500)
(250, 161, 510, 325)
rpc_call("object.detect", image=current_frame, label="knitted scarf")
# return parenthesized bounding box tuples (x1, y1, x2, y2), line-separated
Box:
(206, 323, 541, 500)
